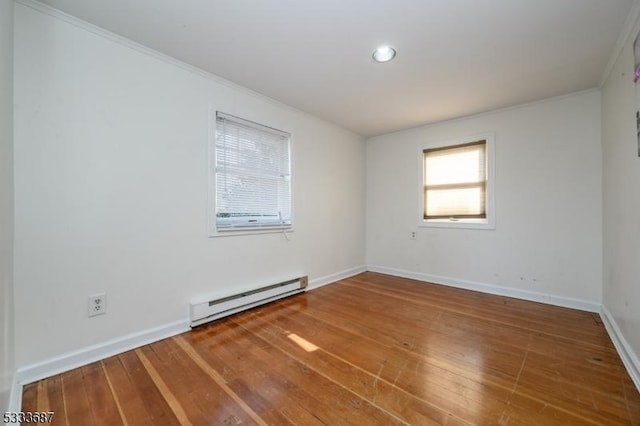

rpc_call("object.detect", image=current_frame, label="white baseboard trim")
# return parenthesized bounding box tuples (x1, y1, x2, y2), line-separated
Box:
(367, 265, 601, 313)
(12, 265, 367, 391)
(8, 373, 22, 415)
(15, 319, 190, 387)
(600, 306, 640, 392)
(308, 265, 367, 290)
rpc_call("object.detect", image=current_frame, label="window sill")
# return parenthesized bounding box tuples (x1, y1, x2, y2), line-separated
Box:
(419, 219, 495, 230)
(209, 227, 294, 238)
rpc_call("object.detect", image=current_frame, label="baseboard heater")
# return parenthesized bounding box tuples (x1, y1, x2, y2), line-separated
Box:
(189, 276, 308, 327)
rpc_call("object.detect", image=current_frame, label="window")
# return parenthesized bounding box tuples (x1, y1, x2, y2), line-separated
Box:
(211, 111, 292, 234)
(421, 134, 494, 229)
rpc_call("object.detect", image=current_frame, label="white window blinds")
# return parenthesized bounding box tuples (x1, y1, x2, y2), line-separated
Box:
(215, 112, 292, 231)
(423, 140, 487, 219)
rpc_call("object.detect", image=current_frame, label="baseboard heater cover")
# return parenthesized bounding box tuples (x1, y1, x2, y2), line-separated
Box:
(190, 276, 308, 327)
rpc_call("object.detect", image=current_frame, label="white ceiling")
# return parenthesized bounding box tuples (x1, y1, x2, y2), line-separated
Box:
(37, 0, 633, 137)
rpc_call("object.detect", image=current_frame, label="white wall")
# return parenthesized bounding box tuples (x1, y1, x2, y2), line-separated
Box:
(13, 3, 365, 368)
(601, 32, 640, 367)
(0, 0, 15, 411)
(366, 90, 603, 307)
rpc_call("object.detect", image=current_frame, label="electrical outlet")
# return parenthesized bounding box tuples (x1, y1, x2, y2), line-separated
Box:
(410, 231, 417, 240)
(88, 293, 107, 317)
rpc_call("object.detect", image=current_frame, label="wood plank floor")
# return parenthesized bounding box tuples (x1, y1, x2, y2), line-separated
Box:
(22, 272, 640, 425)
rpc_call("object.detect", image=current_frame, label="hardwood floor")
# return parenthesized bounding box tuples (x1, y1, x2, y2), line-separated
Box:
(21, 272, 640, 425)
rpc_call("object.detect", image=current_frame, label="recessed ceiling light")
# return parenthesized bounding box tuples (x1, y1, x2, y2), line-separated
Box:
(372, 46, 396, 63)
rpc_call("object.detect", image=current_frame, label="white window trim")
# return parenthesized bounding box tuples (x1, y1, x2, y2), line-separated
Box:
(418, 132, 495, 230)
(208, 107, 295, 237)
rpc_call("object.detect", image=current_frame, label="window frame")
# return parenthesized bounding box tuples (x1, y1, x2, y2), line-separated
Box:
(418, 133, 495, 230)
(208, 109, 294, 237)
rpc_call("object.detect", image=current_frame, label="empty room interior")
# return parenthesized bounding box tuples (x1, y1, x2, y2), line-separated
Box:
(2, 0, 640, 424)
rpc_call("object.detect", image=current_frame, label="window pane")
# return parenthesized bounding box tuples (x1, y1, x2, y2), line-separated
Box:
(215, 112, 291, 230)
(425, 148, 485, 185)
(423, 140, 487, 219)
(425, 185, 486, 218)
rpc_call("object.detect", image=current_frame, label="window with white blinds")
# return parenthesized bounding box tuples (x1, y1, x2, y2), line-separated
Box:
(214, 112, 292, 232)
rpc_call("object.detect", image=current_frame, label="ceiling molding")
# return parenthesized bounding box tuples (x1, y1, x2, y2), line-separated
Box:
(599, 0, 640, 87)
(369, 88, 600, 140)
(14, 0, 362, 138)
(17, 0, 629, 136)
(12, 0, 274, 101)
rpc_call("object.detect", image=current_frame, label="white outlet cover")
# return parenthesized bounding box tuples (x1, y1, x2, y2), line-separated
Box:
(88, 293, 107, 317)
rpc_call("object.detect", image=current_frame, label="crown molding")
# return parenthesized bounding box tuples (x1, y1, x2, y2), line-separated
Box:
(599, 0, 640, 87)
(13, 0, 362, 139)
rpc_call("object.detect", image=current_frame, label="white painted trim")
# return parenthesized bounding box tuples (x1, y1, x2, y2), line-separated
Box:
(364, 267, 639, 393)
(8, 266, 638, 415)
(14, 0, 360, 140)
(600, 306, 640, 392)
(367, 265, 600, 313)
(599, 0, 640, 87)
(10, 264, 366, 393)
(308, 265, 367, 290)
(15, 319, 189, 387)
(8, 374, 21, 415)
(369, 89, 600, 140)
(418, 132, 496, 230)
